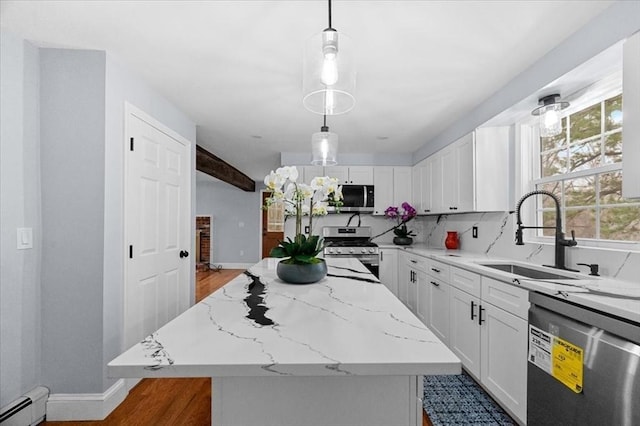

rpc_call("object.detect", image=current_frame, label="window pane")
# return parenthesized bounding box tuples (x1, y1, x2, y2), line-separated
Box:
(600, 206, 640, 241)
(605, 94, 623, 131)
(541, 148, 568, 177)
(541, 211, 556, 237)
(570, 103, 601, 143)
(541, 130, 566, 152)
(569, 138, 601, 171)
(603, 131, 622, 164)
(566, 208, 596, 239)
(599, 171, 629, 205)
(565, 176, 595, 207)
(537, 182, 562, 209)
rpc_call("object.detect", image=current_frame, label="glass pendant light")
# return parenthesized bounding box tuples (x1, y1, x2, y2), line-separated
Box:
(303, 0, 356, 115)
(311, 115, 338, 166)
(531, 94, 569, 137)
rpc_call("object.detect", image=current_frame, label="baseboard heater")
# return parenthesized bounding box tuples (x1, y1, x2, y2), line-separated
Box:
(0, 387, 48, 426)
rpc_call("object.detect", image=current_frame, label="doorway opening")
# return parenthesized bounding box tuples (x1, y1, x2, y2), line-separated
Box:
(196, 215, 212, 271)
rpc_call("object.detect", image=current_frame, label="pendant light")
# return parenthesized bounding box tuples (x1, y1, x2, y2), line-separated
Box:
(311, 115, 338, 166)
(302, 0, 356, 115)
(531, 94, 569, 137)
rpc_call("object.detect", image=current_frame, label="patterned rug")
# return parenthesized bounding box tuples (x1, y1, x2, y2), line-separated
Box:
(423, 371, 516, 425)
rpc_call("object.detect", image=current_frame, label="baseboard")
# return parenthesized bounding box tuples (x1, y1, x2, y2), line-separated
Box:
(214, 262, 253, 269)
(45, 379, 127, 421)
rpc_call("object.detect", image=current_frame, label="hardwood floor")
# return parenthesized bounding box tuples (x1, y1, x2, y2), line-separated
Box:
(42, 267, 431, 426)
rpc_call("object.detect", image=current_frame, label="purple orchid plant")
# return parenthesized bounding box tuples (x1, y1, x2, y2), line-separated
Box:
(384, 202, 417, 238)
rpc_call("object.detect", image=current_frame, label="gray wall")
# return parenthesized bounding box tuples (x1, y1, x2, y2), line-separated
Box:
(0, 33, 42, 408)
(40, 48, 107, 393)
(0, 34, 196, 407)
(196, 174, 261, 264)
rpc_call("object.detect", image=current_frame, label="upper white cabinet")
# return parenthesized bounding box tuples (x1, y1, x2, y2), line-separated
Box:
(414, 127, 510, 214)
(326, 166, 373, 185)
(623, 31, 640, 199)
(300, 166, 325, 185)
(373, 166, 413, 215)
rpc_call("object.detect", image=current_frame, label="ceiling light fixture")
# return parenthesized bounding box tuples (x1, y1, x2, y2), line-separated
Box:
(302, 0, 355, 115)
(531, 94, 570, 138)
(311, 115, 338, 166)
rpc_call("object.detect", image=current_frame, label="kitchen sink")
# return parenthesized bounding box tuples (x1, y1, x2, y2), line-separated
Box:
(478, 263, 578, 280)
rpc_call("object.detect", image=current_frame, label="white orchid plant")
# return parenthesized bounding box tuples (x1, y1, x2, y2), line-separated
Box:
(263, 166, 343, 264)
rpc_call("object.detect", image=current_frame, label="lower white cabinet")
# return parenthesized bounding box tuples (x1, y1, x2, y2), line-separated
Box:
(448, 269, 529, 424)
(379, 248, 398, 296)
(424, 275, 450, 346)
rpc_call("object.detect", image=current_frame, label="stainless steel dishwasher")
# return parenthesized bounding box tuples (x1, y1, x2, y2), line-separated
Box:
(527, 292, 640, 426)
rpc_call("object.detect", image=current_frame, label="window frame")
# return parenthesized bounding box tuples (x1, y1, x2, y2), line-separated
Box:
(519, 77, 639, 249)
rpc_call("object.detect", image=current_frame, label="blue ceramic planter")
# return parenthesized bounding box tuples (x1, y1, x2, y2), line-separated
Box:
(276, 259, 327, 284)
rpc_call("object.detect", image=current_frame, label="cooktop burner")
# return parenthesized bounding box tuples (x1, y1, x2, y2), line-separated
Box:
(325, 240, 378, 248)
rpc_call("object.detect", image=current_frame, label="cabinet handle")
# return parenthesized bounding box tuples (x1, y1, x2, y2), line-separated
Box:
(380, 251, 383, 261)
(470, 301, 477, 320)
(430, 280, 439, 287)
(479, 305, 485, 325)
(410, 259, 417, 264)
(431, 267, 440, 273)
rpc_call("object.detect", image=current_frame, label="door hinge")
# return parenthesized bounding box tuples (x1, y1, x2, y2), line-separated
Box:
(129, 245, 133, 259)
(130, 137, 134, 151)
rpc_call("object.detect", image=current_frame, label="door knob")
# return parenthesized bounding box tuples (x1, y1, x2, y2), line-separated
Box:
(179, 250, 189, 258)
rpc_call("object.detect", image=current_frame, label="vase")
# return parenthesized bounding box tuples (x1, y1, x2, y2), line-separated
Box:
(393, 236, 413, 246)
(445, 231, 459, 249)
(276, 259, 327, 284)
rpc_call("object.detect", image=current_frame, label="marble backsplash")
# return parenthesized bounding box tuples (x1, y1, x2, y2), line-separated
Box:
(283, 211, 639, 283)
(420, 212, 640, 284)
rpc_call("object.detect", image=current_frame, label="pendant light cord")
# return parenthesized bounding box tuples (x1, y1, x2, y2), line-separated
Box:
(328, 0, 333, 29)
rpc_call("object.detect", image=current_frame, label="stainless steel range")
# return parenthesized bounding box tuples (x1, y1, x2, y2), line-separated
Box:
(322, 226, 379, 277)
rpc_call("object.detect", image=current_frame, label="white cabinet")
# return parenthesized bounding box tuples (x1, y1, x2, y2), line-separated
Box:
(402, 253, 425, 313)
(412, 158, 433, 214)
(448, 267, 529, 424)
(623, 31, 640, 198)
(373, 166, 413, 215)
(397, 251, 410, 306)
(326, 166, 373, 185)
(300, 166, 325, 185)
(379, 248, 398, 296)
(422, 259, 450, 345)
(427, 127, 510, 214)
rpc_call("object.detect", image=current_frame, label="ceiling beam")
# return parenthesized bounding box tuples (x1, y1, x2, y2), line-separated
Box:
(196, 145, 256, 192)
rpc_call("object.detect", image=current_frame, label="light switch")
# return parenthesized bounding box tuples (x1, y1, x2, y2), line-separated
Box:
(17, 227, 33, 250)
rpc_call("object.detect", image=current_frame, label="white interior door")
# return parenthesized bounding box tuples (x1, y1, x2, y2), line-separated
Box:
(124, 107, 191, 349)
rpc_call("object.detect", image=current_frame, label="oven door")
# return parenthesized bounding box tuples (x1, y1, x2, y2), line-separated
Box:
(324, 253, 379, 278)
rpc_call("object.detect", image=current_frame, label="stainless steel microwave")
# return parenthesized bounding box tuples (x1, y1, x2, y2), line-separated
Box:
(330, 185, 374, 213)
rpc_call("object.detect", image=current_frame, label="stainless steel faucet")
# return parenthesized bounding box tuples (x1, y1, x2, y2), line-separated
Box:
(515, 190, 578, 271)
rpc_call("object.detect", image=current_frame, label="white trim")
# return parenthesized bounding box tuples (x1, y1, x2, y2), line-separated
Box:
(45, 379, 127, 421)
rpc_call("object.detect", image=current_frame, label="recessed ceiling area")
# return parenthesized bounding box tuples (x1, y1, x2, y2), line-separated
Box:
(0, 0, 615, 180)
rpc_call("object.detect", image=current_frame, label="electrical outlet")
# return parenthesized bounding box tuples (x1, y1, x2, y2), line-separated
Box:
(472, 226, 478, 238)
(305, 226, 310, 234)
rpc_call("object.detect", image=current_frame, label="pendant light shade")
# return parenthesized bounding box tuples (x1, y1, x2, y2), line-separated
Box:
(532, 94, 569, 138)
(302, 0, 356, 115)
(311, 116, 338, 166)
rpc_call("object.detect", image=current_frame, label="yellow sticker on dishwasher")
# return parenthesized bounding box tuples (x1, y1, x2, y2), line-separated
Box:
(551, 335, 583, 393)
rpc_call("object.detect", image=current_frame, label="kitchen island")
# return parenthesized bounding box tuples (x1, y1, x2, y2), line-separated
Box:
(108, 258, 460, 426)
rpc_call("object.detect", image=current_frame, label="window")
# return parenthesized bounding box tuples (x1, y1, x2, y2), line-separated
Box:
(533, 93, 640, 242)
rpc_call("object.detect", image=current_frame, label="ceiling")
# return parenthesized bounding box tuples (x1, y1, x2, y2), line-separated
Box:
(1, 0, 615, 181)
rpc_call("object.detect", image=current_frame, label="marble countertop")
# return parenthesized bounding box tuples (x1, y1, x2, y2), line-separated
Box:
(108, 258, 461, 379)
(391, 244, 640, 324)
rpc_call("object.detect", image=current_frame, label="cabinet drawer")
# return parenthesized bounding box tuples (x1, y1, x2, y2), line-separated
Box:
(406, 254, 427, 272)
(450, 267, 481, 298)
(426, 259, 450, 280)
(481, 276, 529, 319)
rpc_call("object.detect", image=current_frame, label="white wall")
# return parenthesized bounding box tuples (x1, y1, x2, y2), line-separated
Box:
(0, 33, 42, 408)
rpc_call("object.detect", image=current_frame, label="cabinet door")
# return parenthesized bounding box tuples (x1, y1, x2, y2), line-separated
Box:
(623, 31, 640, 199)
(426, 277, 450, 345)
(411, 164, 422, 214)
(373, 167, 394, 215)
(327, 166, 349, 184)
(456, 134, 474, 212)
(407, 268, 420, 314)
(430, 152, 444, 213)
(379, 248, 398, 296)
(416, 271, 429, 324)
(441, 147, 458, 212)
(449, 286, 481, 379)
(450, 266, 481, 298)
(393, 167, 412, 206)
(420, 159, 433, 214)
(348, 166, 374, 185)
(301, 166, 325, 185)
(397, 253, 410, 305)
(481, 303, 528, 424)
